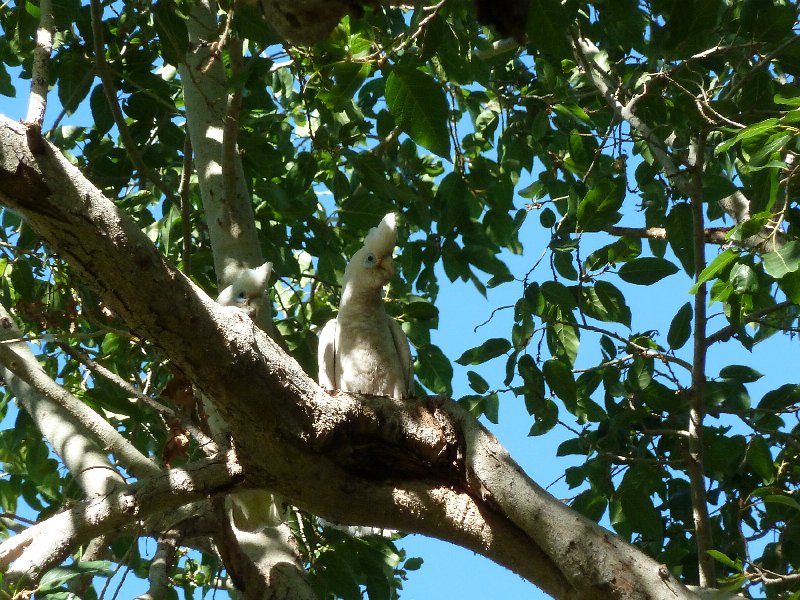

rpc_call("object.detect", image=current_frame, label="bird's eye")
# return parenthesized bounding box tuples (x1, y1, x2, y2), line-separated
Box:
(363, 253, 377, 268)
(237, 291, 247, 301)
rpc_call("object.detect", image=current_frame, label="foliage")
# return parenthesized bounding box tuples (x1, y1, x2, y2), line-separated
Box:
(1, 0, 800, 597)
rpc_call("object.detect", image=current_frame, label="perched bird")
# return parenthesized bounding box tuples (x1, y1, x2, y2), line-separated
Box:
(214, 260, 283, 530)
(217, 261, 274, 335)
(318, 213, 414, 399)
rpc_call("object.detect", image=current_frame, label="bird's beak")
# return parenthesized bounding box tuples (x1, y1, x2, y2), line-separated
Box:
(379, 256, 395, 277)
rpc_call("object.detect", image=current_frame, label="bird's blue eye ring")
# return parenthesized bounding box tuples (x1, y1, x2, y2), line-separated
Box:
(237, 291, 247, 300)
(363, 253, 377, 267)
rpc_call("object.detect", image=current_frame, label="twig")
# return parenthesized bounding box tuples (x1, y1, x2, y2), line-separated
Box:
(179, 134, 193, 274)
(373, 0, 447, 66)
(687, 134, 715, 586)
(705, 300, 796, 346)
(0, 328, 122, 345)
(0, 512, 36, 526)
(60, 344, 218, 456)
(201, 2, 235, 74)
(606, 225, 730, 245)
(574, 37, 691, 195)
(723, 34, 800, 101)
(553, 320, 693, 372)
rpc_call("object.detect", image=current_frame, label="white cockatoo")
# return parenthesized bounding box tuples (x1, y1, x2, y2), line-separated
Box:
(213, 260, 283, 530)
(216, 261, 274, 335)
(317, 213, 414, 399)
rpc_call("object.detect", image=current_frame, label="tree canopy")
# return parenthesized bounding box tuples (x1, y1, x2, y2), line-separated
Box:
(1, 0, 800, 598)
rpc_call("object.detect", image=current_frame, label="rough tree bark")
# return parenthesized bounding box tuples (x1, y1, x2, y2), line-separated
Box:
(0, 113, 713, 599)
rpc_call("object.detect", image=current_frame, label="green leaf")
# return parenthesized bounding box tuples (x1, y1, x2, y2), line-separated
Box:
(689, 249, 739, 293)
(415, 344, 453, 396)
(762, 241, 800, 279)
(715, 118, 780, 154)
(576, 180, 624, 231)
(527, 0, 573, 58)
(617, 257, 678, 285)
(39, 561, 113, 593)
(719, 365, 763, 383)
(543, 359, 577, 409)
(626, 356, 653, 390)
(571, 489, 608, 523)
(528, 399, 558, 436)
(730, 262, 758, 294)
(547, 318, 580, 366)
(518, 354, 545, 402)
(0, 63, 14, 97)
(153, 1, 189, 66)
(456, 338, 511, 365)
(621, 491, 663, 540)
(89, 85, 114, 135)
(585, 236, 641, 271)
(665, 203, 695, 276)
(667, 302, 692, 350)
(706, 550, 739, 569)
(467, 370, 490, 394)
(579, 281, 631, 327)
(760, 495, 800, 511)
(745, 435, 775, 483)
(385, 68, 450, 158)
(403, 297, 439, 320)
(540, 280, 576, 311)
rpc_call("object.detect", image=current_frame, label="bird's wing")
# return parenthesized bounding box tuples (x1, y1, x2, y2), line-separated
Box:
(317, 318, 338, 391)
(388, 317, 414, 397)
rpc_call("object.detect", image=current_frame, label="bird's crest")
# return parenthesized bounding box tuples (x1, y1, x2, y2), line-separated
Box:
(363, 213, 397, 258)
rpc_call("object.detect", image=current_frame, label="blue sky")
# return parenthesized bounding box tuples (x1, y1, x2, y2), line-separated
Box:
(1, 60, 797, 600)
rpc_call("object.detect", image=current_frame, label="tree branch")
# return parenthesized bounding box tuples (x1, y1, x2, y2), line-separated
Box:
(24, 0, 53, 151)
(179, 134, 193, 273)
(0, 453, 239, 589)
(135, 535, 176, 600)
(178, 0, 264, 285)
(705, 300, 797, 346)
(605, 225, 730, 245)
(687, 135, 715, 586)
(0, 302, 159, 481)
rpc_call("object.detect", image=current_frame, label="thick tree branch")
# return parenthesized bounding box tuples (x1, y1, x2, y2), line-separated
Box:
(0, 453, 239, 588)
(178, 0, 263, 285)
(0, 113, 708, 599)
